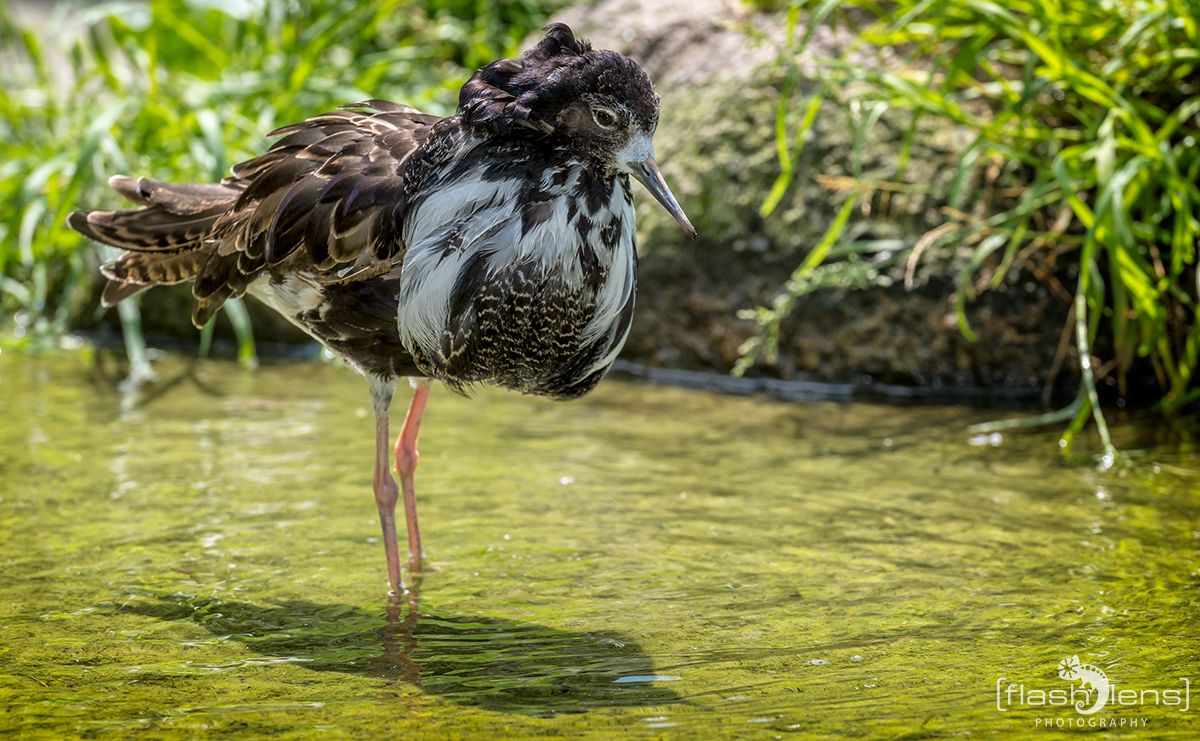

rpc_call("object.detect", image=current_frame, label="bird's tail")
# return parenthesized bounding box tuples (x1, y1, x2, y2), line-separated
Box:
(68, 175, 241, 319)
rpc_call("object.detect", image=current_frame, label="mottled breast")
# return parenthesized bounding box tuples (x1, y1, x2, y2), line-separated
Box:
(396, 157, 637, 399)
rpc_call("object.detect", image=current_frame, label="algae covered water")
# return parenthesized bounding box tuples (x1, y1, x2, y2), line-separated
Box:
(1, 351, 1197, 738)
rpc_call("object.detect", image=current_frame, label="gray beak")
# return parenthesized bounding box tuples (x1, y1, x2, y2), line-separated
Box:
(630, 157, 697, 239)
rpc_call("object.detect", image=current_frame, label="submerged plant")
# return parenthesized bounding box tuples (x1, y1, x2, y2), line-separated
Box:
(743, 0, 1200, 459)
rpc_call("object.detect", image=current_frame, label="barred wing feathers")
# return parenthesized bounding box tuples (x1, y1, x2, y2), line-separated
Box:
(69, 100, 442, 327)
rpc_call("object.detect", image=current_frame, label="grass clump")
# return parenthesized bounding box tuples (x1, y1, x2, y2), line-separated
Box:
(743, 0, 1200, 458)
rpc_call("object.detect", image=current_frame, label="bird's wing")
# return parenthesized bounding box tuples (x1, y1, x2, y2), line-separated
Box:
(213, 99, 443, 279)
(188, 100, 443, 324)
(77, 100, 445, 327)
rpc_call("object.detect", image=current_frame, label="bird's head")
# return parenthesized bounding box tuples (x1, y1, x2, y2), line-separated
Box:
(458, 23, 695, 238)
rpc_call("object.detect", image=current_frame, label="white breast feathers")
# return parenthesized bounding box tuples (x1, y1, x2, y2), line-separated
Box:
(394, 164, 636, 372)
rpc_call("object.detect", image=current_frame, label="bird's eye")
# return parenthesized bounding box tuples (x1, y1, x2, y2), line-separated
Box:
(591, 107, 618, 129)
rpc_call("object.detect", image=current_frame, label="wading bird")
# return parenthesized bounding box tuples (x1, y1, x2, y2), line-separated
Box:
(70, 24, 695, 594)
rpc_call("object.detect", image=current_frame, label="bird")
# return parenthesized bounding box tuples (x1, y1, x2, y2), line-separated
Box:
(69, 23, 696, 595)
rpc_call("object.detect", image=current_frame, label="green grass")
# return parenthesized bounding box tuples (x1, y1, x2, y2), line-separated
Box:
(742, 0, 1200, 460)
(0, 0, 561, 366)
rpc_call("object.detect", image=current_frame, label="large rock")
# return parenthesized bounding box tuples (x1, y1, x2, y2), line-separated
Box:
(552, 0, 1072, 391)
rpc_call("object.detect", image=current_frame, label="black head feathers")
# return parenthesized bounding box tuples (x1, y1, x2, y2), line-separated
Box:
(536, 22, 593, 57)
(458, 23, 659, 139)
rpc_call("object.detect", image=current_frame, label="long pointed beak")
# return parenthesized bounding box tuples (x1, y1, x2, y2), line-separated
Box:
(630, 157, 697, 239)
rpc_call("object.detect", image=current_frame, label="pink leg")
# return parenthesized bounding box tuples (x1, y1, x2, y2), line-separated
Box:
(395, 379, 432, 570)
(370, 381, 403, 594)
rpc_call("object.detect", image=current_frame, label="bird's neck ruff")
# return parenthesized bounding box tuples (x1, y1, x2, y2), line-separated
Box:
(395, 128, 638, 398)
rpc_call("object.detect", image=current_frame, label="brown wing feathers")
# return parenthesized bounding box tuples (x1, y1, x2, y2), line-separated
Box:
(68, 178, 237, 252)
(98, 248, 210, 306)
(69, 100, 439, 327)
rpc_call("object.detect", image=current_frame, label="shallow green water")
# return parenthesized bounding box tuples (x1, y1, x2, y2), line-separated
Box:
(1, 351, 1197, 738)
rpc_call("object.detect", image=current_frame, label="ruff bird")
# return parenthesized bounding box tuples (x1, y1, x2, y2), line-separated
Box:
(69, 23, 695, 593)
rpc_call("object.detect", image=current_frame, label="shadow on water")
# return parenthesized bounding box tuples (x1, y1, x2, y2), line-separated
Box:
(116, 586, 682, 716)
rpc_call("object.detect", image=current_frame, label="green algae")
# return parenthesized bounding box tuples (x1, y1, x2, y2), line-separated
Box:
(1, 352, 1197, 738)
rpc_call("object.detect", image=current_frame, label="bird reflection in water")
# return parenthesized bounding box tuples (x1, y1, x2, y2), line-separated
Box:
(118, 583, 682, 715)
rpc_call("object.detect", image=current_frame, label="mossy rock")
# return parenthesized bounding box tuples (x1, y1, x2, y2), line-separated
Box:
(553, 0, 1072, 391)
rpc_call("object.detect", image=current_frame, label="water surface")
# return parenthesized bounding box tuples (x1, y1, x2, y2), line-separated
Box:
(1, 351, 1197, 737)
